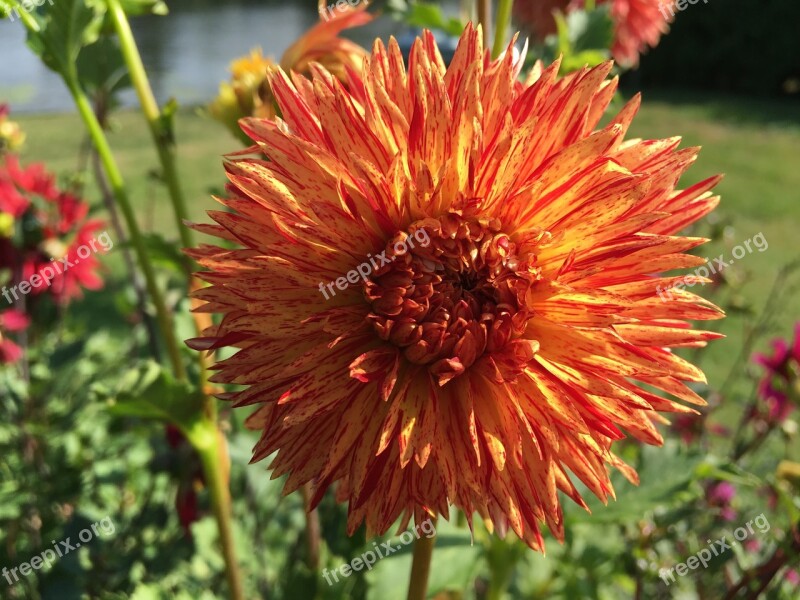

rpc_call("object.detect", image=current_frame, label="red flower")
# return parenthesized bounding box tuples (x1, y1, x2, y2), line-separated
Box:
(32, 220, 107, 303)
(602, 0, 672, 67)
(0, 309, 29, 364)
(513, 0, 672, 67)
(165, 425, 205, 535)
(0, 155, 106, 305)
(787, 569, 800, 586)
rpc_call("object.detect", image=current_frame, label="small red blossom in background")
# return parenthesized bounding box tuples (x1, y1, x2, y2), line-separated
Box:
(0, 154, 106, 307)
(752, 323, 800, 424)
(165, 425, 206, 535)
(671, 411, 729, 444)
(513, 0, 671, 66)
(0, 309, 29, 364)
(598, 0, 672, 67)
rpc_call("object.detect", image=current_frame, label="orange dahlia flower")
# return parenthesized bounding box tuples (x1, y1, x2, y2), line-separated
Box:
(282, 1, 373, 81)
(209, 3, 371, 144)
(189, 25, 722, 550)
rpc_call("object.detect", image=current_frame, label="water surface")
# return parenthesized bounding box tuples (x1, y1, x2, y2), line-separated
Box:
(0, 0, 411, 113)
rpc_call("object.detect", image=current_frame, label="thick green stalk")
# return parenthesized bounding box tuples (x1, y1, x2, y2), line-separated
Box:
(14, 2, 239, 596)
(7, 0, 186, 380)
(484, 536, 525, 600)
(492, 0, 514, 59)
(105, 4, 244, 598)
(407, 522, 437, 600)
(105, 0, 212, 400)
(105, 0, 195, 251)
(192, 423, 245, 600)
(68, 81, 187, 381)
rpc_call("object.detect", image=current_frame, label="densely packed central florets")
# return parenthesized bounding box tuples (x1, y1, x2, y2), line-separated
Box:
(366, 213, 541, 385)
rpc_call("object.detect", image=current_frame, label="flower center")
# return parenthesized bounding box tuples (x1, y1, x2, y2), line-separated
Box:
(365, 213, 535, 385)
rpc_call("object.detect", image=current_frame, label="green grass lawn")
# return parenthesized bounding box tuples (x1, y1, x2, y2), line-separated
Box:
(15, 108, 232, 233)
(13, 91, 800, 391)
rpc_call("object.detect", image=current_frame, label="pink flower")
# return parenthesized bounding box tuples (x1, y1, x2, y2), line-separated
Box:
(752, 323, 800, 424)
(706, 481, 737, 521)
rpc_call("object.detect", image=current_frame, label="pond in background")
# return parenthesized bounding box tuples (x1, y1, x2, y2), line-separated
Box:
(0, 0, 450, 114)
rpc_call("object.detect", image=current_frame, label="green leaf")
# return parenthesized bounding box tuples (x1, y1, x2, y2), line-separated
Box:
(103, 360, 203, 431)
(76, 34, 130, 96)
(566, 5, 615, 53)
(551, 6, 614, 73)
(561, 49, 611, 72)
(401, 1, 464, 37)
(6, 0, 107, 81)
(694, 457, 765, 489)
(566, 442, 704, 525)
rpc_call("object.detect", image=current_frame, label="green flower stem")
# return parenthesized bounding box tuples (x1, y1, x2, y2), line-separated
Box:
(486, 569, 512, 600)
(300, 484, 322, 569)
(105, 0, 212, 398)
(484, 535, 526, 600)
(104, 4, 245, 598)
(6, 2, 186, 381)
(68, 80, 188, 382)
(105, 0, 195, 252)
(407, 519, 437, 600)
(191, 421, 246, 600)
(492, 0, 514, 59)
(105, 0, 214, 405)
